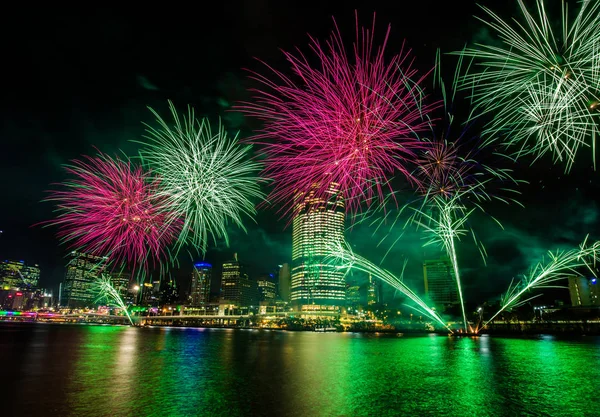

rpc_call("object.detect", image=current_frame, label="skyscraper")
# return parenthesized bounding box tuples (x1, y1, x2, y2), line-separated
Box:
(367, 275, 381, 306)
(110, 271, 131, 299)
(0, 260, 40, 289)
(220, 254, 256, 307)
(190, 262, 212, 306)
(62, 251, 108, 308)
(291, 183, 345, 307)
(257, 275, 277, 302)
(568, 276, 599, 306)
(423, 257, 458, 309)
(278, 263, 291, 302)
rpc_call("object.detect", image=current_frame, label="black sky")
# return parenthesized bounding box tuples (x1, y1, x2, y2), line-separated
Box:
(1, 1, 598, 302)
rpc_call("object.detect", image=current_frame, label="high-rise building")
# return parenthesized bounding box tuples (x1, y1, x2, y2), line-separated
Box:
(568, 276, 599, 306)
(278, 263, 291, 302)
(257, 275, 277, 302)
(160, 278, 179, 305)
(220, 254, 257, 307)
(190, 262, 212, 306)
(0, 260, 40, 289)
(110, 271, 131, 299)
(367, 275, 381, 305)
(291, 183, 345, 307)
(423, 257, 458, 309)
(345, 284, 361, 307)
(61, 251, 108, 308)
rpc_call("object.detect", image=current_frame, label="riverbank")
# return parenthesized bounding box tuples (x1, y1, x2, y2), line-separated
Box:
(4, 319, 600, 336)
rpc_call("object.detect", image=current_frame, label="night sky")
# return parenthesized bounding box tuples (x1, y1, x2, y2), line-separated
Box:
(1, 1, 598, 303)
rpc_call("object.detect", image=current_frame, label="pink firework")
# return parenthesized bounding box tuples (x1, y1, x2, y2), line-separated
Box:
(47, 153, 180, 272)
(238, 13, 436, 216)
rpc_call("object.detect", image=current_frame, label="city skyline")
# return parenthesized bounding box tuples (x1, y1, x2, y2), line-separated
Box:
(0, 1, 599, 304)
(1, 2, 599, 416)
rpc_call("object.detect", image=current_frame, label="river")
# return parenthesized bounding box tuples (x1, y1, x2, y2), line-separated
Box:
(1, 323, 599, 416)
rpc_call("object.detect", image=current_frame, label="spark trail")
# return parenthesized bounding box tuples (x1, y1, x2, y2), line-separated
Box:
(484, 237, 600, 328)
(94, 274, 134, 325)
(329, 242, 451, 332)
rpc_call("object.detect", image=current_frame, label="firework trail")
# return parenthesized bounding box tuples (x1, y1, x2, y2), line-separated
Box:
(407, 153, 520, 332)
(484, 237, 600, 328)
(367, 53, 523, 331)
(329, 241, 451, 332)
(46, 153, 180, 273)
(457, 0, 600, 171)
(94, 274, 134, 325)
(138, 101, 263, 255)
(238, 13, 437, 217)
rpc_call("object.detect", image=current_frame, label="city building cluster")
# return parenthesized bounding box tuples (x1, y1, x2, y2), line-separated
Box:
(2, 183, 598, 329)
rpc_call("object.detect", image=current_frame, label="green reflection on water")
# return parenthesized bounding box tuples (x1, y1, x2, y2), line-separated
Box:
(47, 328, 600, 417)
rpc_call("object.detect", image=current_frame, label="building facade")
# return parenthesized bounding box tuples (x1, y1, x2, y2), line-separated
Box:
(278, 263, 291, 302)
(220, 254, 256, 307)
(367, 275, 382, 306)
(190, 262, 212, 306)
(568, 276, 599, 306)
(423, 257, 458, 309)
(1, 260, 40, 289)
(61, 251, 108, 308)
(257, 276, 277, 302)
(291, 183, 346, 307)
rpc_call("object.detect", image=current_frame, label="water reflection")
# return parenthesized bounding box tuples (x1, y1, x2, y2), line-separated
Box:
(2, 324, 600, 417)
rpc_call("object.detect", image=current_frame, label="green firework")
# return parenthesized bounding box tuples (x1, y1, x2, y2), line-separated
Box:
(485, 237, 600, 326)
(94, 274, 134, 325)
(457, 0, 600, 171)
(329, 242, 451, 332)
(138, 101, 264, 256)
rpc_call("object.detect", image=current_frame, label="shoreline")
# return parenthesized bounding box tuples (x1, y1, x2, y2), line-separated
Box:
(2, 320, 600, 337)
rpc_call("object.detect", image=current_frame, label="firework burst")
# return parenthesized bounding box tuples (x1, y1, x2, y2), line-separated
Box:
(238, 13, 437, 217)
(138, 102, 263, 255)
(47, 153, 179, 272)
(458, 0, 600, 170)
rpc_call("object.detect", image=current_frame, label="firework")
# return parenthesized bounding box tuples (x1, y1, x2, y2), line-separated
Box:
(484, 237, 600, 327)
(94, 274, 134, 325)
(329, 242, 451, 331)
(138, 102, 263, 255)
(238, 13, 436, 217)
(458, 0, 600, 170)
(47, 153, 179, 272)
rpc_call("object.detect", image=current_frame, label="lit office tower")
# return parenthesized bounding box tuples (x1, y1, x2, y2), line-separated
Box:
(62, 251, 108, 308)
(568, 276, 600, 306)
(367, 275, 381, 305)
(110, 271, 131, 299)
(291, 183, 345, 307)
(257, 275, 277, 302)
(220, 254, 256, 307)
(0, 260, 40, 289)
(423, 257, 458, 309)
(190, 263, 212, 306)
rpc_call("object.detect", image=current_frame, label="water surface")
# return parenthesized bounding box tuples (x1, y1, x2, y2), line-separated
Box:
(1, 323, 599, 416)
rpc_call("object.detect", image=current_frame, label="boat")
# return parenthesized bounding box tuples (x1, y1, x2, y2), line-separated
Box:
(314, 326, 337, 332)
(449, 332, 480, 337)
